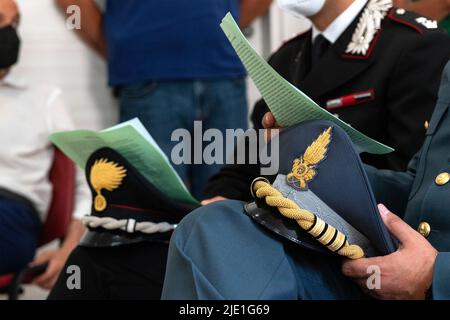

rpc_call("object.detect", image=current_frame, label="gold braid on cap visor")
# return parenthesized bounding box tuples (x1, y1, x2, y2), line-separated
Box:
(251, 178, 365, 260)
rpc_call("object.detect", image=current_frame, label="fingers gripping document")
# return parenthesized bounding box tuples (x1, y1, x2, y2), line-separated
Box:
(220, 13, 393, 155)
(49, 118, 199, 206)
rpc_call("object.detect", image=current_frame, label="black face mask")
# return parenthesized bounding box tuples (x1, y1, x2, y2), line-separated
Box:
(0, 25, 20, 69)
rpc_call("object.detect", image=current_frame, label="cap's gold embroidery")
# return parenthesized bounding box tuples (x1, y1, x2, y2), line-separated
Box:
(287, 127, 332, 190)
(90, 158, 127, 211)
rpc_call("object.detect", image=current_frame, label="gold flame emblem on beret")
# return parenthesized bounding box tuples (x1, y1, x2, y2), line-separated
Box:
(287, 127, 332, 190)
(90, 158, 127, 211)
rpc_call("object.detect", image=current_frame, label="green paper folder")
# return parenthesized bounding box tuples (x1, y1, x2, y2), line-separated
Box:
(49, 118, 199, 206)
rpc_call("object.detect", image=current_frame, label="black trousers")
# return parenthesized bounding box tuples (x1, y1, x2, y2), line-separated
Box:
(48, 242, 168, 300)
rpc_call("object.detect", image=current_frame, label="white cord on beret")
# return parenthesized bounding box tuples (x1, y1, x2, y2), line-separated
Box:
(82, 216, 177, 234)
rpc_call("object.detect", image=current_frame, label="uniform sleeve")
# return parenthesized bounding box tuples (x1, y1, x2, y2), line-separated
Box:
(45, 88, 92, 219)
(432, 252, 450, 300)
(203, 136, 261, 201)
(364, 151, 418, 217)
(384, 32, 450, 170)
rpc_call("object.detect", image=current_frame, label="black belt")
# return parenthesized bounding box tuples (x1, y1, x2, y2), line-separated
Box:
(0, 187, 40, 218)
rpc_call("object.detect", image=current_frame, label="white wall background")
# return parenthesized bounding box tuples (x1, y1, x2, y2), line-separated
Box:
(12, 0, 309, 130)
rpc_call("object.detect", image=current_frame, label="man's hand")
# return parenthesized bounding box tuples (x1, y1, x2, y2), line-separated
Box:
(0, 69, 8, 79)
(201, 196, 227, 206)
(29, 219, 85, 290)
(342, 204, 438, 300)
(30, 248, 72, 290)
(0, 0, 18, 28)
(262, 112, 284, 142)
(240, 0, 273, 29)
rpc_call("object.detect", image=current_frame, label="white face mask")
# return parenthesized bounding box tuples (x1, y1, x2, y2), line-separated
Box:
(277, 0, 326, 17)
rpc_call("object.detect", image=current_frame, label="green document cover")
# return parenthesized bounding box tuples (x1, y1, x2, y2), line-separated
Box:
(220, 13, 393, 155)
(49, 118, 199, 206)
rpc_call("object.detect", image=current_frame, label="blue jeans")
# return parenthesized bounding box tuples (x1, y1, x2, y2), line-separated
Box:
(0, 197, 41, 274)
(119, 79, 248, 199)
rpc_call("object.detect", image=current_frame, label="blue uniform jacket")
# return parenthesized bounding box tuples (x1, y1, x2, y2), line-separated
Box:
(367, 61, 450, 300)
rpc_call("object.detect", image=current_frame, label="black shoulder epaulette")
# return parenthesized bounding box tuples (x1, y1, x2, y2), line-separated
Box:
(387, 7, 443, 34)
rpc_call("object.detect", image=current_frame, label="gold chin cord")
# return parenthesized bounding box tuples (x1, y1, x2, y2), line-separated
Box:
(251, 177, 365, 260)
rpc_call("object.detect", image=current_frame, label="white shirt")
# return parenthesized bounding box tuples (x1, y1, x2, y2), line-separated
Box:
(0, 71, 91, 221)
(312, 0, 368, 43)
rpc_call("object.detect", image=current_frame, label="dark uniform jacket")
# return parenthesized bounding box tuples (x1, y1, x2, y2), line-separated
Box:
(204, 6, 450, 201)
(367, 60, 450, 299)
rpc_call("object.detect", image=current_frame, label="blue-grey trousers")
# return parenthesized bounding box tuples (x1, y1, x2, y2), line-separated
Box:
(162, 200, 366, 300)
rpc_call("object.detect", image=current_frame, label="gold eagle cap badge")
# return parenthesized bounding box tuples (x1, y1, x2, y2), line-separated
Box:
(90, 158, 127, 211)
(287, 127, 332, 191)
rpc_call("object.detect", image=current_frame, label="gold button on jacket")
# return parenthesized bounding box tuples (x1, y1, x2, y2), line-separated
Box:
(418, 222, 431, 238)
(435, 172, 450, 186)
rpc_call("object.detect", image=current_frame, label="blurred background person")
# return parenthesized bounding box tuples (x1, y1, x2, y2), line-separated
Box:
(57, 0, 272, 199)
(0, 0, 90, 290)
